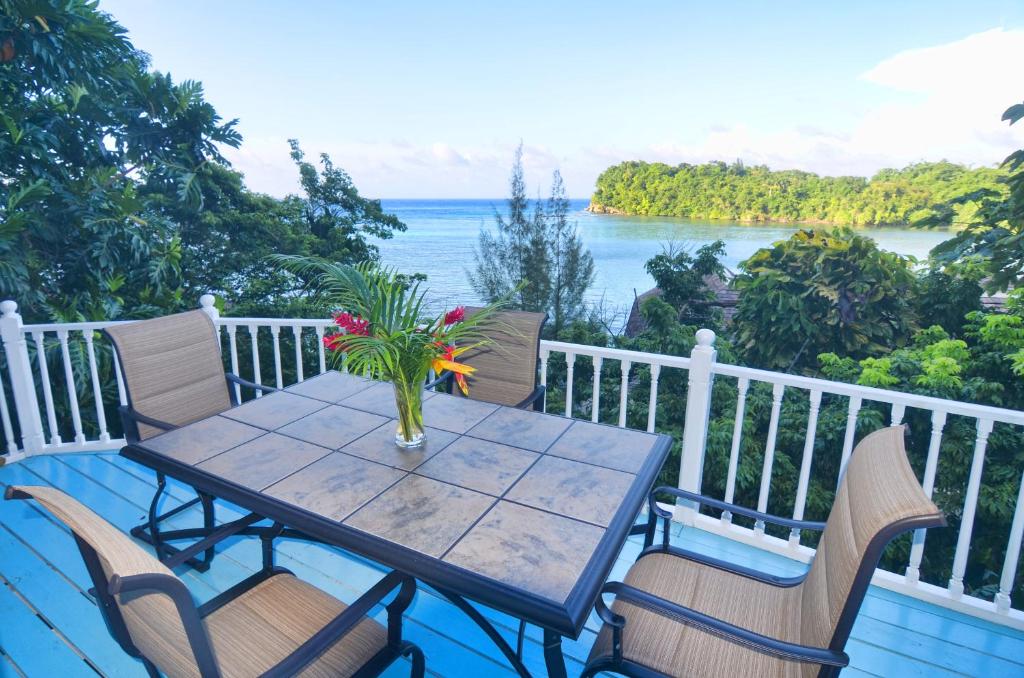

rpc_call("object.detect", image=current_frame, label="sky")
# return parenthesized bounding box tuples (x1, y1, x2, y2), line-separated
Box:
(99, 1, 1024, 199)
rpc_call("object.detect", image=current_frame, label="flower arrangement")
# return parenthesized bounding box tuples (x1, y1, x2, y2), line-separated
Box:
(273, 256, 500, 447)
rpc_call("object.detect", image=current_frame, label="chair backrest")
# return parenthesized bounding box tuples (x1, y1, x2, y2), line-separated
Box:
(798, 426, 943, 662)
(105, 310, 231, 440)
(5, 485, 209, 678)
(459, 308, 546, 407)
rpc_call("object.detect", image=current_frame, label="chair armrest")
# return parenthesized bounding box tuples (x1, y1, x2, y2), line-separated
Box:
(259, 570, 416, 678)
(514, 385, 545, 410)
(226, 373, 277, 394)
(424, 371, 453, 391)
(120, 405, 176, 435)
(596, 581, 849, 668)
(650, 486, 827, 533)
(163, 512, 263, 570)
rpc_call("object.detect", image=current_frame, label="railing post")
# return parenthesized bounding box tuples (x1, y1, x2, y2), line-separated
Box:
(0, 301, 45, 455)
(675, 329, 717, 523)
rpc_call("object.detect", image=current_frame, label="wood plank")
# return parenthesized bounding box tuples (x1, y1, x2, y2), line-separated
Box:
(0, 576, 94, 677)
(0, 527, 145, 676)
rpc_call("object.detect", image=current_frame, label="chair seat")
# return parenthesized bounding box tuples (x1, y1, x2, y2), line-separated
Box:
(590, 552, 815, 678)
(204, 573, 388, 678)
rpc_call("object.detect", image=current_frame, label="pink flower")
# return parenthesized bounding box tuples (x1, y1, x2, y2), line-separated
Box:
(444, 306, 465, 326)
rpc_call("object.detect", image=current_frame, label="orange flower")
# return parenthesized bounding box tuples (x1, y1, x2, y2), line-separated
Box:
(432, 345, 475, 395)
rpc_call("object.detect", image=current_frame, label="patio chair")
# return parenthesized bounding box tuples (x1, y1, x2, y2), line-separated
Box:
(5, 484, 425, 678)
(428, 308, 547, 409)
(104, 309, 274, 570)
(584, 425, 945, 678)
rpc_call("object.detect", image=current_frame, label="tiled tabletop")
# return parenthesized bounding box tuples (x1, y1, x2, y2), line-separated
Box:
(134, 371, 669, 613)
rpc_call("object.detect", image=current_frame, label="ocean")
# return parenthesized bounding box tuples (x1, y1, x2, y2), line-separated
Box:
(375, 199, 950, 319)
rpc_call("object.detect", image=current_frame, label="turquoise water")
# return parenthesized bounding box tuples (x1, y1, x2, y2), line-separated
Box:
(376, 199, 950, 314)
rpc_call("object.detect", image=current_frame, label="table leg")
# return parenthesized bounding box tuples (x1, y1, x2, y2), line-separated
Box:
(543, 630, 568, 678)
(437, 588, 532, 677)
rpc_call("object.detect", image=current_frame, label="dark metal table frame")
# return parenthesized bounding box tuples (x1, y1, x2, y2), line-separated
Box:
(121, 387, 671, 677)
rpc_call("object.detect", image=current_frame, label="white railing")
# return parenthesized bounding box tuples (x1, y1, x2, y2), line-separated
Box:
(1, 296, 1022, 632)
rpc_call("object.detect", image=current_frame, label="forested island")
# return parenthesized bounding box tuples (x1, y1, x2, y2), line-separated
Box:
(589, 160, 1005, 225)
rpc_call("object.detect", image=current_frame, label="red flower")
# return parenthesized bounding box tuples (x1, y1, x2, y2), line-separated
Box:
(444, 306, 465, 326)
(333, 312, 370, 336)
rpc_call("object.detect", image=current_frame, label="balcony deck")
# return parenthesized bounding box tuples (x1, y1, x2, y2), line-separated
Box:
(1, 452, 1022, 678)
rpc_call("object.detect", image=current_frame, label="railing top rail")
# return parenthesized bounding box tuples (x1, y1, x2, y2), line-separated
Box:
(711, 361, 1024, 426)
(540, 339, 693, 369)
(214, 317, 334, 328)
(21, 320, 131, 333)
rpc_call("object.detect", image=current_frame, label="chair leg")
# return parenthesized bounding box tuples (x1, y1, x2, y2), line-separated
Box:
(199, 491, 216, 567)
(401, 642, 425, 678)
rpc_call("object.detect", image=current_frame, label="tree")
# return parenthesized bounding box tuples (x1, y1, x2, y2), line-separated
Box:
(0, 0, 240, 321)
(644, 240, 726, 327)
(469, 142, 552, 312)
(546, 170, 595, 334)
(732, 229, 917, 370)
(929, 99, 1024, 292)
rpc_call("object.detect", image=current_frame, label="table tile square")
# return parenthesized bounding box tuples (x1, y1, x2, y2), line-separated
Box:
(544, 421, 659, 473)
(421, 394, 499, 434)
(467, 406, 571, 451)
(341, 425, 459, 471)
(264, 452, 404, 521)
(415, 437, 538, 496)
(344, 475, 494, 557)
(505, 455, 636, 526)
(284, 371, 374, 403)
(444, 501, 604, 602)
(277, 405, 389, 450)
(221, 391, 327, 430)
(196, 433, 330, 491)
(145, 416, 263, 465)
(340, 381, 437, 418)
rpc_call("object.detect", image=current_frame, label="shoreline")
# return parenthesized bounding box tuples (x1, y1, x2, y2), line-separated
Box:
(584, 202, 922, 227)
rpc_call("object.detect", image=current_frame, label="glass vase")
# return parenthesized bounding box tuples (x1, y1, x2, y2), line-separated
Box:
(392, 378, 426, 448)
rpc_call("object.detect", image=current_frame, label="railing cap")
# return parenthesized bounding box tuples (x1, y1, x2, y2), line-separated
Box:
(695, 328, 716, 347)
(0, 300, 17, 317)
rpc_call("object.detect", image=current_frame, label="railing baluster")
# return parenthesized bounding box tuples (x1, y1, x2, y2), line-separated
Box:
(0, 370, 18, 453)
(905, 410, 946, 584)
(591, 356, 603, 423)
(755, 383, 785, 532)
(838, 395, 862, 484)
(32, 331, 61, 445)
(722, 377, 749, 523)
(226, 325, 241, 402)
(539, 349, 549, 412)
(83, 330, 109, 442)
(617, 360, 631, 428)
(646, 364, 661, 433)
(891, 403, 906, 426)
(949, 418, 994, 596)
(248, 324, 263, 398)
(790, 389, 822, 546)
(292, 325, 304, 382)
(57, 330, 85, 444)
(564, 352, 575, 417)
(270, 325, 283, 389)
(315, 325, 326, 374)
(997, 462, 1024, 613)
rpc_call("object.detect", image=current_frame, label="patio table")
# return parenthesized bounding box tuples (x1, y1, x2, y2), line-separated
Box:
(121, 370, 672, 677)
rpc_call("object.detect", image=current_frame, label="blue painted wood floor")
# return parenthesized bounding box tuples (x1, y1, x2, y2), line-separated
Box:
(1, 453, 1022, 678)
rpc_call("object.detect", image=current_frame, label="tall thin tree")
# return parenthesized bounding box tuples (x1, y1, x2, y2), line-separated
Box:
(546, 170, 595, 334)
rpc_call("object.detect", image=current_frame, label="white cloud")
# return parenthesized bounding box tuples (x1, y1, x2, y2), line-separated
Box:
(224, 28, 1024, 198)
(635, 28, 1024, 178)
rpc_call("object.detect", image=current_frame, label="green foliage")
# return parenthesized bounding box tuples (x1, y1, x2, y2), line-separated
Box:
(547, 170, 595, 334)
(733, 229, 917, 370)
(0, 0, 241, 321)
(470, 144, 595, 331)
(590, 160, 1003, 225)
(643, 240, 726, 327)
(929, 100, 1024, 292)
